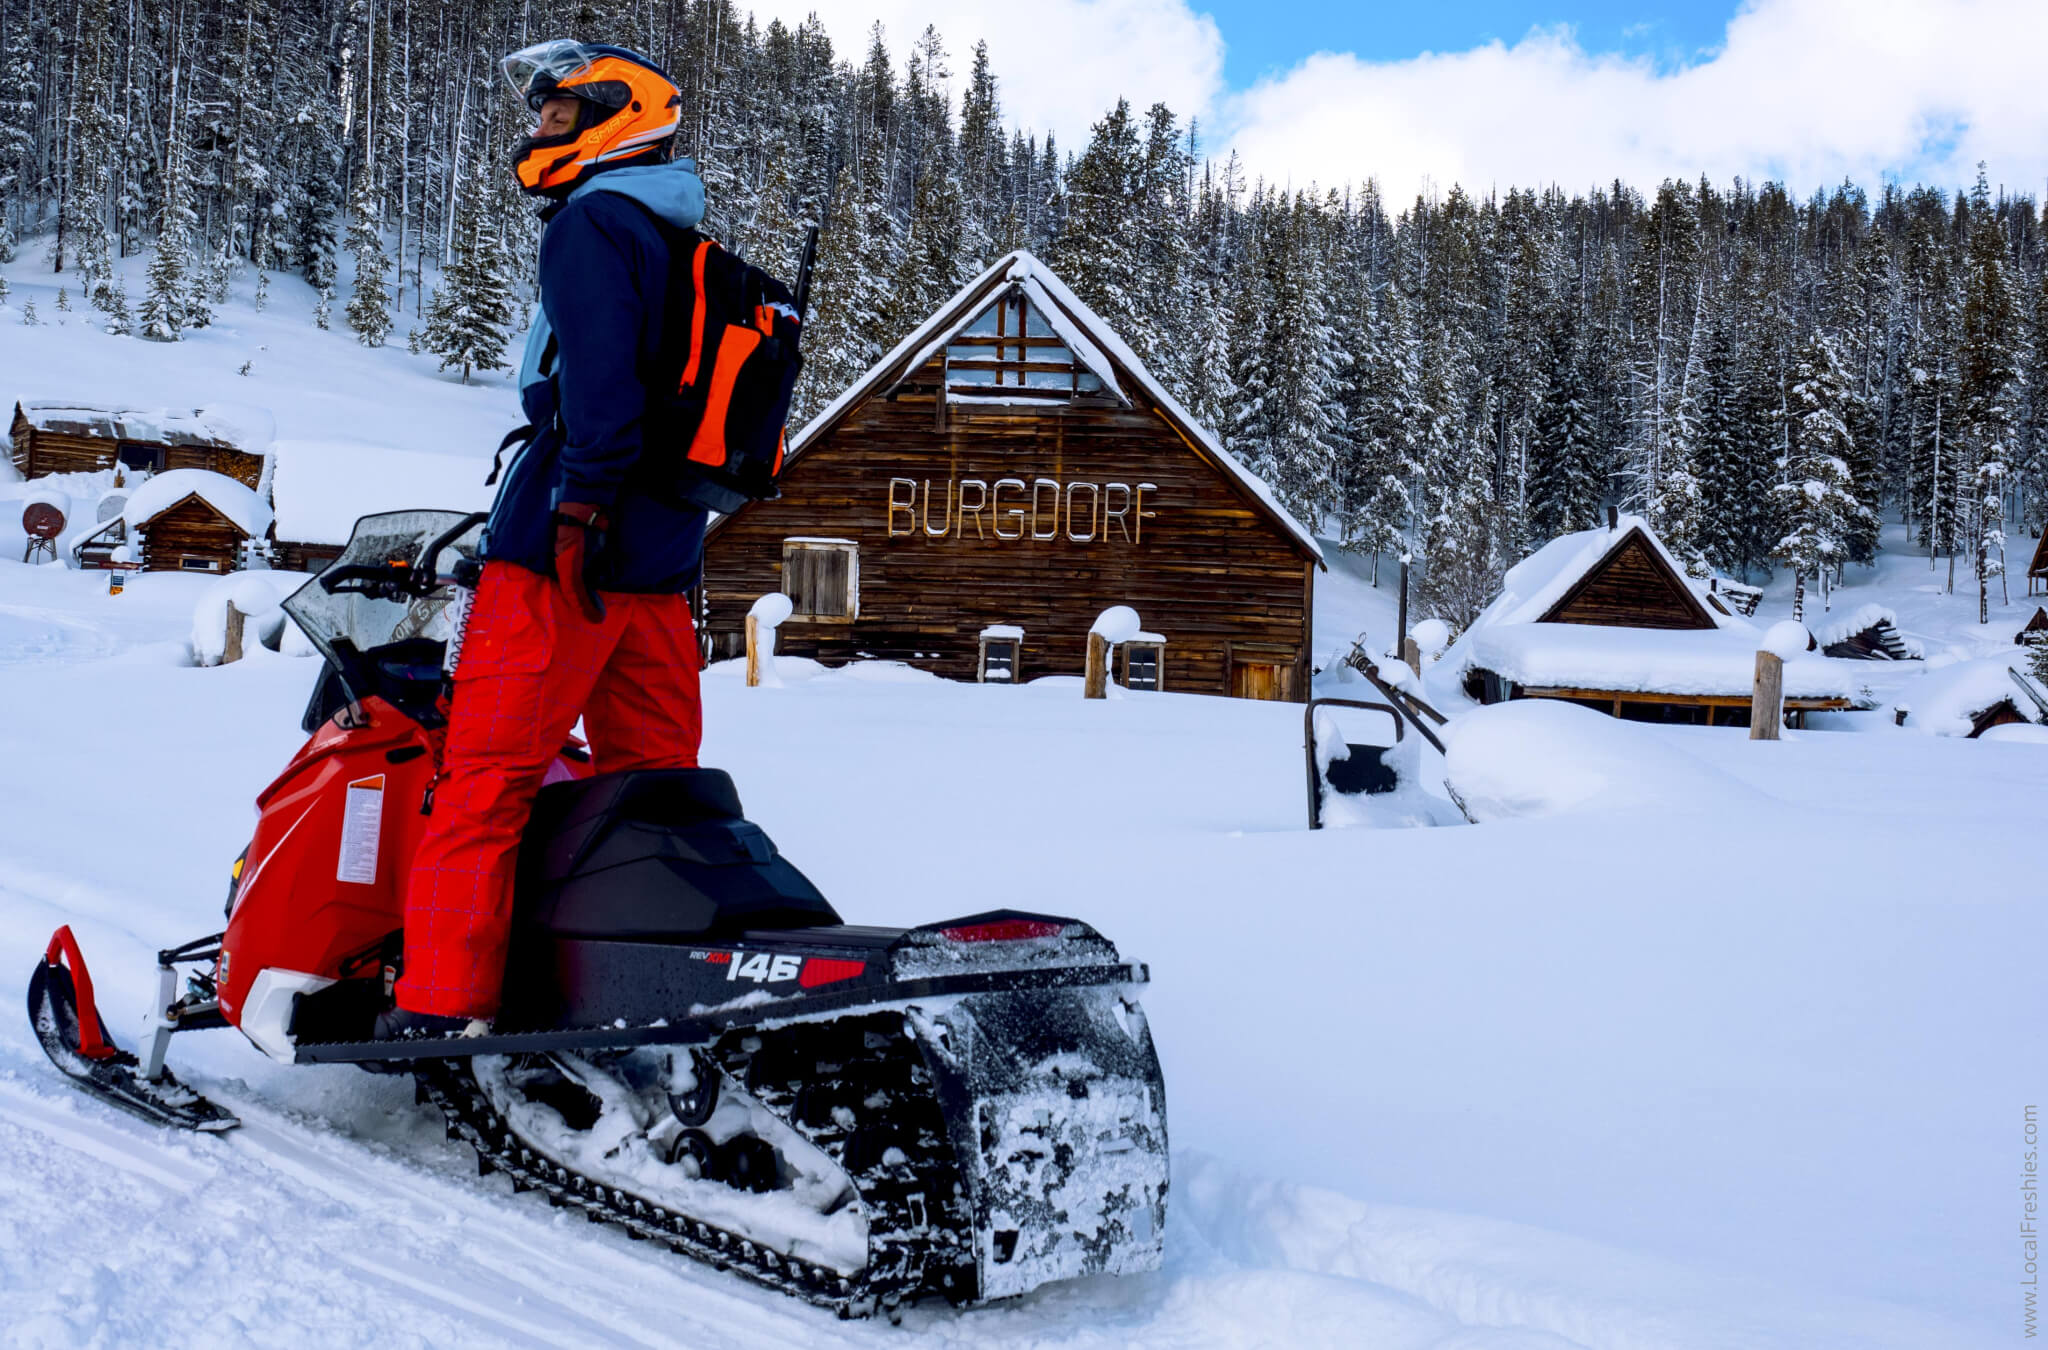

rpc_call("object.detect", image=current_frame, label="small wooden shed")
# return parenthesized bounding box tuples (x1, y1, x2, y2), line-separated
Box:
(2028, 523, 2048, 596)
(73, 469, 275, 574)
(10, 402, 266, 488)
(700, 251, 1325, 699)
(1441, 515, 1864, 726)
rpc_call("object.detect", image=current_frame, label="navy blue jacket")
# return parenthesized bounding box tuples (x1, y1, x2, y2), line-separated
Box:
(483, 157, 708, 592)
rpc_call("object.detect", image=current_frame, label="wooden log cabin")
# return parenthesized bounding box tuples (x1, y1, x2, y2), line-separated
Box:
(1441, 514, 1866, 726)
(9, 402, 266, 487)
(700, 252, 1325, 699)
(71, 468, 274, 573)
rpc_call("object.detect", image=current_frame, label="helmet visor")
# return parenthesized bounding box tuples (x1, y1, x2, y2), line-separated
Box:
(500, 40, 633, 112)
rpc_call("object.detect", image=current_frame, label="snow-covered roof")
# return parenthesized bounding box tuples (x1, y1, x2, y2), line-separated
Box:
(14, 401, 273, 452)
(269, 439, 494, 544)
(1465, 624, 1868, 702)
(1896, 659, 2035, 737)
(1477, 516, 1734, 632)
(121, 469, 273, 537)
(769, 250, 1323, 566)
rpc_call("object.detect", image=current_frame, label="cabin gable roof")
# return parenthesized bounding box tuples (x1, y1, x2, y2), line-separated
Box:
(740, 251, 1323, 566)
(1539, 528, 1719, 630)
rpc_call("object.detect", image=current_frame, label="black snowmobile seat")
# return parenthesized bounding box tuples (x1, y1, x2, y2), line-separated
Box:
(514, 769, 841, 939)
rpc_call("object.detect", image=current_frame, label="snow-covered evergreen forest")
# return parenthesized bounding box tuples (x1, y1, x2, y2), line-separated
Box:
(4, 0, 2046, 627)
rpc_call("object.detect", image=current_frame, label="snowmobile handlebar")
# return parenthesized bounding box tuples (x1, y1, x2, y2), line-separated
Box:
(317, 512, 488, 600)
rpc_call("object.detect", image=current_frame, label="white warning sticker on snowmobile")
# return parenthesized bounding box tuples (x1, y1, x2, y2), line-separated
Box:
(337, 775, 386, 884)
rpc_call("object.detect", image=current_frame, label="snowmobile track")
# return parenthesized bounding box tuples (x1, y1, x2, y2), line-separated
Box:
(415, 1009, 975, 1320)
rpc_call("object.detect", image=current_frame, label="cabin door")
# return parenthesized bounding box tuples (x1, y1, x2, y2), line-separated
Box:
(1230, 660, 1286, 701)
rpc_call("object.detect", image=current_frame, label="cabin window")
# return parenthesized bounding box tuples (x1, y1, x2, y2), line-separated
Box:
(1123, 640, 1165, 691)
(980, 639, 1019, 683)
(179, 555, 224, 573)
(781, 539, 857, 621)
(116, 441, 165, 474)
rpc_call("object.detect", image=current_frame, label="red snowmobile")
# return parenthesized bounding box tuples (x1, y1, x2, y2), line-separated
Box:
(28, 510, 1168, 1318)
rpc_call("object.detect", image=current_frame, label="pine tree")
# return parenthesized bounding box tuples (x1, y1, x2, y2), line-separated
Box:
(1054, 100, 1145, 348)
(1528, 307, 1604, 542)
(346, 171, 393, 346)
(1775, 330, 1871, 616)
(423, 154, 513, 383)
(20, 296, 37, 326)
(140, 143, 195, 341)
(314, 286, 333, 330)
(1957, 167, 2020, 621)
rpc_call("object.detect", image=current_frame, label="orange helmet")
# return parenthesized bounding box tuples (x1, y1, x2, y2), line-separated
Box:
(501, 41, 682, 197)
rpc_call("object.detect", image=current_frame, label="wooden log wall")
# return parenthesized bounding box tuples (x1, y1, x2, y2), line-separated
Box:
(9, 413, 265, 489)
(138, 498, 248, 573)
(1544, 533, 1714, 629)
(702, 380, 1316, 699)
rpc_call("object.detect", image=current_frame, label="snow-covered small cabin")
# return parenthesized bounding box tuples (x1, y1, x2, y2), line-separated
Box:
(1436, 514, 1867, 727)
(700, 251, 1325, 699)
(9, 401, 268, 489)
(2028, 522, 2048, 597)
(72, 469, 275, 574)
(1895, 660, 2044, 738)
(2018, 607, 2048, 645)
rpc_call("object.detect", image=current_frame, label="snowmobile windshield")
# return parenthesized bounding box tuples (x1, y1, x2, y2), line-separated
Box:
(281, 511, 482, 676)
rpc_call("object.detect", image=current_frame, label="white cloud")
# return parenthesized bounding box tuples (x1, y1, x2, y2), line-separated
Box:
(747, 0, 1225, 148)
(1220, 0, 2048, 201)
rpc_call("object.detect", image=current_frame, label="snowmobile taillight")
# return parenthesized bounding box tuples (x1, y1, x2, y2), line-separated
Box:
(42, 926, 117, 1060)
(938, 919, 1066, 943)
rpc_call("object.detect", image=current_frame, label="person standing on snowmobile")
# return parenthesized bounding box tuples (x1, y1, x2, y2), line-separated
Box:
(382, 41, 708, 1037)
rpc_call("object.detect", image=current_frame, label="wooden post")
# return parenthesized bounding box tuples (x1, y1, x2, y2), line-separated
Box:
(1084, 632, 1110, 699)
(1750, 650, 1783, 740)
(222, 602, 246, 666)
(1401, 636, 1422, 677)
(1395, 556, 1409, 660)
(744, 614, 761, 688)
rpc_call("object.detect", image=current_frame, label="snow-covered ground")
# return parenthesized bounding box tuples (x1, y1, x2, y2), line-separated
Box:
(3, 260, 2043, 1349)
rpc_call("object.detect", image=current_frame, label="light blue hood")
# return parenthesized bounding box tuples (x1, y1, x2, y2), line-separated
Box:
(517, 156, 706, 393)
(567, 155, 706, 229)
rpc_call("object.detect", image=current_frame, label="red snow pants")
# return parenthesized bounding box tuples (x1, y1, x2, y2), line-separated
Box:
(395, 561, 702, 1018)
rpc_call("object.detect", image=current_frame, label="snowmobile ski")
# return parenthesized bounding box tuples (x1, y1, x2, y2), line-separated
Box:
(26, 927, 238, 1133)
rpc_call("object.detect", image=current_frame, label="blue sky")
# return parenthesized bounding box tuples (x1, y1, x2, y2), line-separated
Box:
(784, 0, 2046, 200)
(1200, 1, 1740, 86)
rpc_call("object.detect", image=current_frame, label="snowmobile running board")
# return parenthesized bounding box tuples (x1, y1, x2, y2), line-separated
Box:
(295, 960, 1150, 1064)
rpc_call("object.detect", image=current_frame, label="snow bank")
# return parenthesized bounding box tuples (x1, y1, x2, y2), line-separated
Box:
(1442, 699, 1766, 821)
(1895, 659, 2030, 737)
(121, 468, 273, 538)
(269, 439, 493, 545)
(190, 571, 308, 664)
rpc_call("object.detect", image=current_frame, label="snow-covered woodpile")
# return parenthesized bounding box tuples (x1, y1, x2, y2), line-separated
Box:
(702, 252, 1324, 699)
(9, 402, 267, 488)
(1810, 604, 1923, 661)
(1436, 516, 1869, 727)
